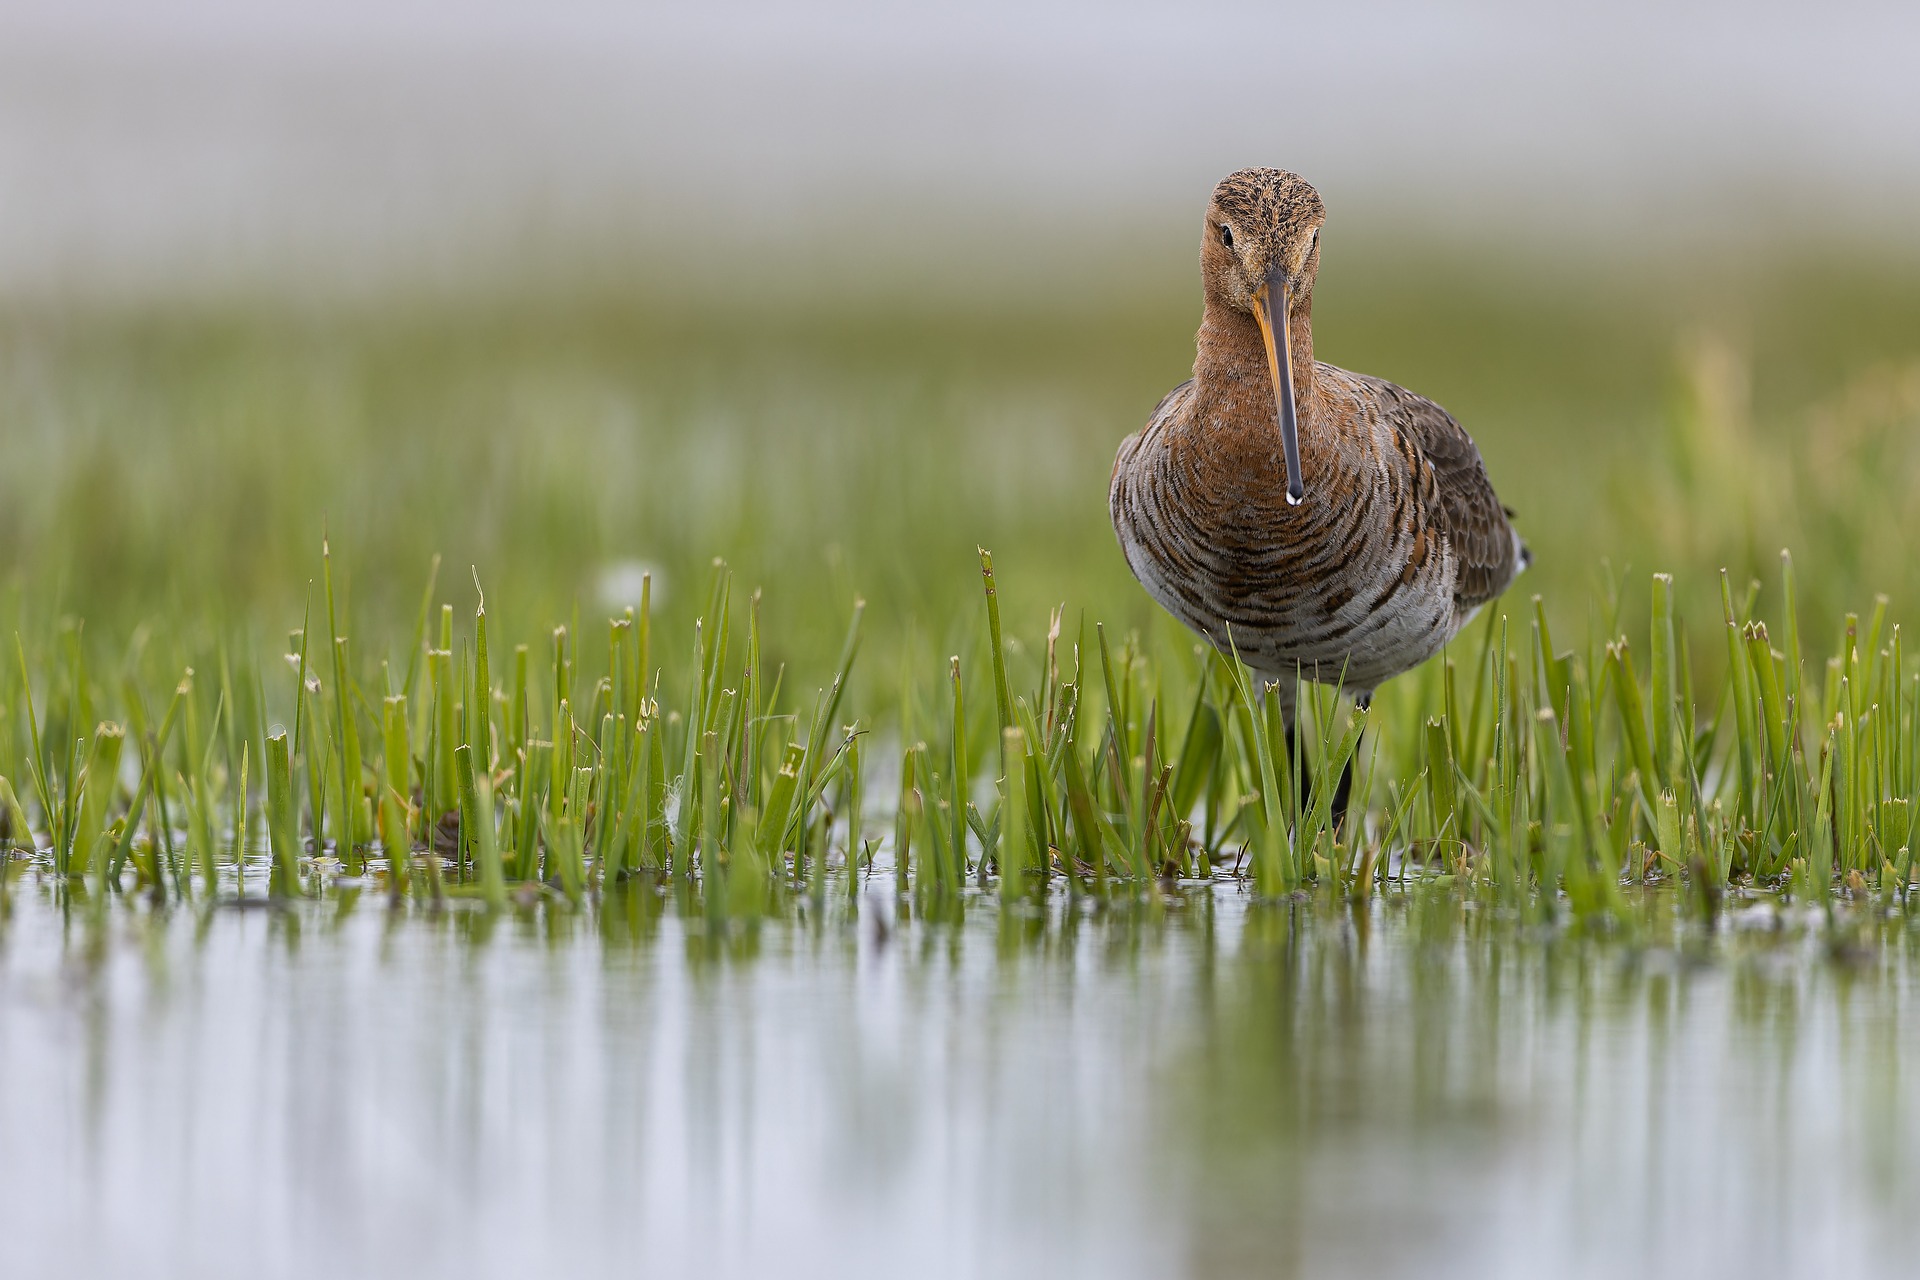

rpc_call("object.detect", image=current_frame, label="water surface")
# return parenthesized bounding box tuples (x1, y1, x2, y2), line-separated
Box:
(2, 866, 1915, 1279)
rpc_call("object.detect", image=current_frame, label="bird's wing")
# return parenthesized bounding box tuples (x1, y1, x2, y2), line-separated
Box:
(1143, 378, 1196, 439)
(1354, 374, 1523, 609)
(1114, 377, 1194, 475)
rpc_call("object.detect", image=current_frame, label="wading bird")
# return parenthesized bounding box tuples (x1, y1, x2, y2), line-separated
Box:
(1111, 168, 1527, 823)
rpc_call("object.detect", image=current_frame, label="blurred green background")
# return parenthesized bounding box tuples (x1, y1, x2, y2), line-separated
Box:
(5, 2, 1920, 703)
(5, 244, 1919, 697)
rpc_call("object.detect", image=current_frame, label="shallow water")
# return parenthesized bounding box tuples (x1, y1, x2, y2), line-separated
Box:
(2, 864, 1917, 1279)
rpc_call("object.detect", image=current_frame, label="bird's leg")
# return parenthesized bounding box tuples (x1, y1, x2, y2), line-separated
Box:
(1274, 676, 1369, 833)
(1330, 732, 1357, 831)
(1329, 692, 1371, 833)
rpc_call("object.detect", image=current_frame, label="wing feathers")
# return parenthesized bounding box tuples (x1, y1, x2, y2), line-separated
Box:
(1352, 374, 1522, 609)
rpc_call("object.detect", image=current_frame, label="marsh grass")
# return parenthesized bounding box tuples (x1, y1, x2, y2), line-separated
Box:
(4, 265, 1920, 923)
(2, 535, 1917, 929)
(5, 261, 1920, 682)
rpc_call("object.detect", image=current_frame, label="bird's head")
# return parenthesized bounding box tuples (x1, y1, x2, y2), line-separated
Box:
(1201, 168, 1325, 505)
(1202, 167, 1324, 314)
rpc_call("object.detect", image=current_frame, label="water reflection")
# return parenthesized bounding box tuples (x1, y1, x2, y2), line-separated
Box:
(1, 869, 1916, 1279)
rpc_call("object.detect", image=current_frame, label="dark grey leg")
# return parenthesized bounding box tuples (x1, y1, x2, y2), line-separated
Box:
(1276, 677, 1366, 833)
(1330, 692, 1370, 831)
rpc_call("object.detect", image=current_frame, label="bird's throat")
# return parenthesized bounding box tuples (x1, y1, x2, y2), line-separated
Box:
(1192, 299, 1318, 434)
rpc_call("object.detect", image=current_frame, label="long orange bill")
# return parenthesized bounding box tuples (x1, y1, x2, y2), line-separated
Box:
(1253, 265, 1304, 505)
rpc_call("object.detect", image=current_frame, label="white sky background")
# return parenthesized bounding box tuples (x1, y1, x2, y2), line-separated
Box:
(2, 0, 1916, 300)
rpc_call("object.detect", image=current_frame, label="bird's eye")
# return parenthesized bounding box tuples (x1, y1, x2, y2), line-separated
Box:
(1218, 224, 1234, 249)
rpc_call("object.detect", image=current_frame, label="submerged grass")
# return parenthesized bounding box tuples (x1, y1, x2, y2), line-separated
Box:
(2, 537, 1917, 927)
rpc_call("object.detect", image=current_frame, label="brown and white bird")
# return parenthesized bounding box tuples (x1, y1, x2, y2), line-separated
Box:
(1111, 167, 1526, 817)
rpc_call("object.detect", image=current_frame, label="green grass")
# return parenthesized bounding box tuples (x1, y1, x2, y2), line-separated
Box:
(0, 532, 1916, 922)
(2, 248, 1919, 917)
(5, 252, 1920, 667)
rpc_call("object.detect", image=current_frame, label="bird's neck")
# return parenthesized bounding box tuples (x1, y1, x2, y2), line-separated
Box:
(1192, 299, 1318, 411)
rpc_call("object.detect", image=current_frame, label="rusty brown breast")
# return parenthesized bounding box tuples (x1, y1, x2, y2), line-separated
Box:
(1111, 169, 1525, 711)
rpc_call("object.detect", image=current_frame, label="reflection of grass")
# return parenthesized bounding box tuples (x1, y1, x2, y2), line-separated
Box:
(1180, 874, 1920, 1280)
(2, 255, 1920, 907)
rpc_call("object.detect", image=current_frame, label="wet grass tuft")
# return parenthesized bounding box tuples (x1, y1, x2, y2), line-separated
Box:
(3, 538, 1917, 931)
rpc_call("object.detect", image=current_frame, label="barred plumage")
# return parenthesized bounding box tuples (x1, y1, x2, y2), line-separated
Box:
(1111, 169, 1526, 722)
